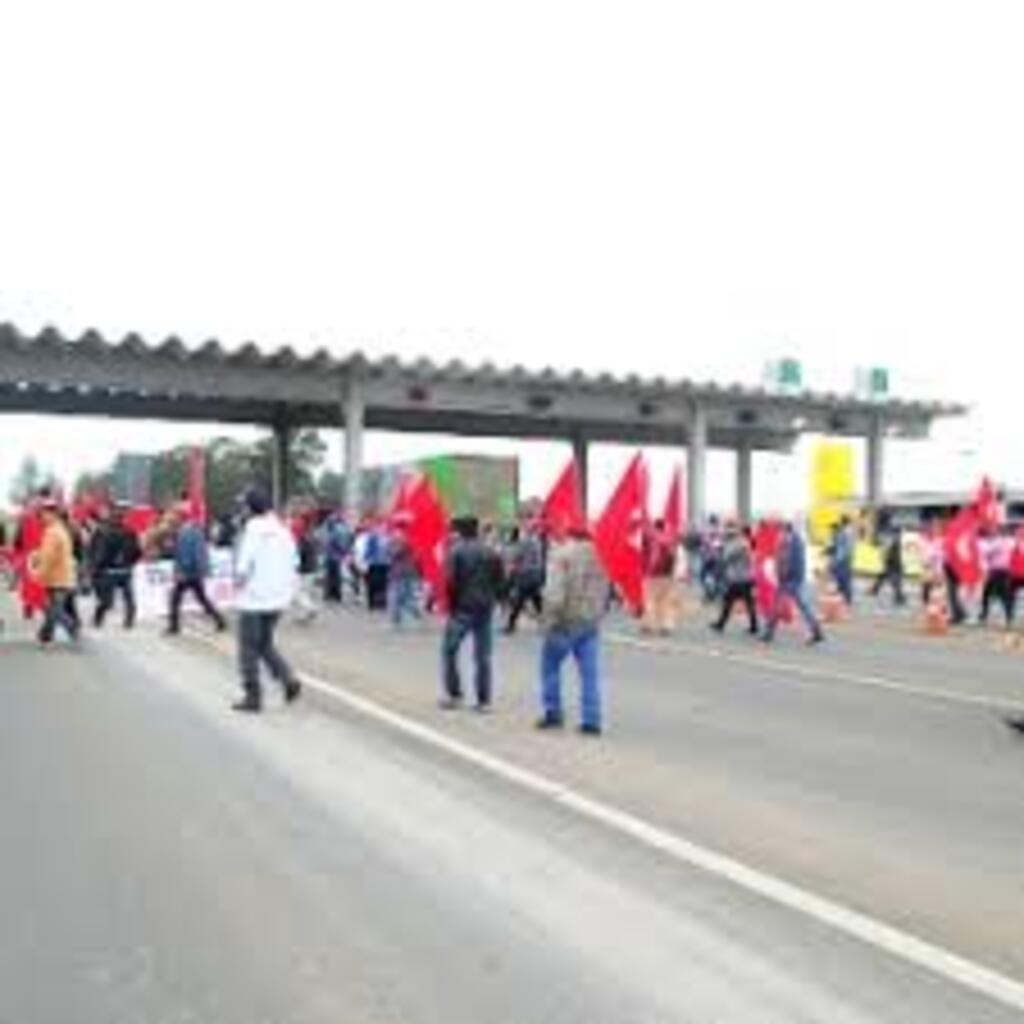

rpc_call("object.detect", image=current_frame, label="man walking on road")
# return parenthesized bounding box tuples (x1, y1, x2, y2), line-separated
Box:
(35, 498, 81, 647)
(167, 509, 227, 635)
(233, 488, 302, 713)
(440, 516, 505, 712)
(762, 520, 825, 646)
(536, 524, 609, 736)
(90, 504, 142, 629)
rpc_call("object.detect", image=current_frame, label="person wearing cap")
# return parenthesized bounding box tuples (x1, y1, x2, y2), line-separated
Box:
(440, 516, 505, 711)
(167, 507, 227, 635)
(232, 488, 302, 713)
(34, 498, 80, 646)
(89, 503, 142, 629)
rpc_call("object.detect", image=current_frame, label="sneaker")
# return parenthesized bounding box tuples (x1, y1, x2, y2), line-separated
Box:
(473, 702, 492, 715)
(438, 696, 463, 711)
(232, 698, 262, 714)
(284, 681, 302, 704)
(709, 622, 724, 633)
(535, 715, 564, 730)
(579, 724, 602, 737)
(807, 632, 825, 646)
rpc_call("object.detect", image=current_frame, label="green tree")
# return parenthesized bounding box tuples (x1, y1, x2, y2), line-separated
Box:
(8, 455, 56, 504)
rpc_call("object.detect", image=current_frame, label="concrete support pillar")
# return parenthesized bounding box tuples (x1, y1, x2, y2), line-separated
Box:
(271, 422, 291, 511)
(687, 403, 707, 528)
(736, 441, 753, 524)
(343, 378, 365, 522)
(867, 416, 885, 510)
(572, 433, 589, 516)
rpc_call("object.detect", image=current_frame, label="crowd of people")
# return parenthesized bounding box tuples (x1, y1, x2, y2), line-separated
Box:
(3, 477, 1023, 737)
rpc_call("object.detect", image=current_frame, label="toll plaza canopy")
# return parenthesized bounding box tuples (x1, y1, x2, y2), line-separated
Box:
(0, 323, 965, 523)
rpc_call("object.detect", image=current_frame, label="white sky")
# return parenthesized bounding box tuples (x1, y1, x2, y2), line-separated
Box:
(0, 1, 1019, 513)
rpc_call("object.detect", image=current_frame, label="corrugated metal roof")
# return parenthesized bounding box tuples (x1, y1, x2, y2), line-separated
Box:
(0, 321, 965, 419)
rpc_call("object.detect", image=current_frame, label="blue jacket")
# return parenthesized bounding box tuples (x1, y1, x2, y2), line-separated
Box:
(174, 522, 210, 580)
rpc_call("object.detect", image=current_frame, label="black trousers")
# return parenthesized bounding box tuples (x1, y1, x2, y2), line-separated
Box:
(366, 565, 390, 611)
(981, 570, 1016, 626)
(168, 578, 226, 633)
(38, 588, 79, 643)
(714, 582, 758, 633)
(324, 559, 343, 603)
(238, 611, 295, 702)
(94, 572, 136, 628)
(871, 567, 906, 605)
(945, 564, 967, 624)
(506, 580, 543, 632)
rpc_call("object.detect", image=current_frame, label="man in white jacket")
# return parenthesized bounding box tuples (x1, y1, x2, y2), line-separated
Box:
(233, 488, 302, 713)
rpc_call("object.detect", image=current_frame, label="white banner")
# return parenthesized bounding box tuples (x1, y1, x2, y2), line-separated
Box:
(133, 549, 237, 622)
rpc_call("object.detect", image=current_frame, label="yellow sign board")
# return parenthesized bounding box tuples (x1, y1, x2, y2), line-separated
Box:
(809, 442, 855, 545)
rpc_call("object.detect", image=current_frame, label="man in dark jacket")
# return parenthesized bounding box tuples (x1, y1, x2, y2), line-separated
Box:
(762, 521, 824, 645)
(90, 504, 142, 629)
(440, 517, 505, 711)
(167, 511, 227, 635)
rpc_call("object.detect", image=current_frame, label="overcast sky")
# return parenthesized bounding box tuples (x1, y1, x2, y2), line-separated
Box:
(0, 1, 1018, 512)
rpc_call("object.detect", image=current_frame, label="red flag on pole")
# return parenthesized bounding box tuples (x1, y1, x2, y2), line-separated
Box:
(975, 477, 1002, 530)
(594, 454, 648, 614)
(662, 466, 685, 545)
(187, 446, 207, 525)
(540, 459, 585, 538)
(946, 506, 983, 588)
(402, 474, 449, 611)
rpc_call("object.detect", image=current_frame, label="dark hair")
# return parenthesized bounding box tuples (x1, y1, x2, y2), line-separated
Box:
(454, 516, 479, 540)
(245, 487, 271, 516)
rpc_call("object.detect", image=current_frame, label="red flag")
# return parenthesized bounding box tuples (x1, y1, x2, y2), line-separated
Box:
(975, 477, 1002, 531)
(753, 520, 794, 623)
(402, 475, 449, 611)
(187, 446, 207, 525)
(594, 454, 648, 614)
(123, 505, 159, 538)
(662, 466, 685, 545)
(14, 507, 47, 616)
(1011, 527, 1024, 581)
(946, 507, 983, 587)
(541, 459, 585, 538)
(753, 520, 781, 617)
(387, 472, 419, 524)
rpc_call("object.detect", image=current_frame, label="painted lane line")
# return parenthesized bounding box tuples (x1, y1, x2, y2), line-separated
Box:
(183, 629, 1024, 1014)
(608, 632, 1024, 715)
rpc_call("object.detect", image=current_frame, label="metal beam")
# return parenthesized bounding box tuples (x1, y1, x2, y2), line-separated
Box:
(343, 378, 365, 522)
(687, 403, 708, 528)
(867, 415, 885, 509)
(737, 442, 753, 523)
(572, 434, 589, 515)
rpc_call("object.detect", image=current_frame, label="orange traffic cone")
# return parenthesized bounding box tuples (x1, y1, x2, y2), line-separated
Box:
(820, 580, 845, 624)
(923, 589, 949, 635)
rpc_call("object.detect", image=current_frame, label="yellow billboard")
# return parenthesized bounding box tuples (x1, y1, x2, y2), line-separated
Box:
(809, 441, 855, 545)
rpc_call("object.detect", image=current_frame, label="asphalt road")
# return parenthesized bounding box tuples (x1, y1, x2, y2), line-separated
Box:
(256, 599, 1024, 984)
(1, 605, 1023, 1022)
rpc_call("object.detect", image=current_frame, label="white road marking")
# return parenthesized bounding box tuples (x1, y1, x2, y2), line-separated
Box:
(182, 629, 1024, 1015)
(607, 631, 1024, 715)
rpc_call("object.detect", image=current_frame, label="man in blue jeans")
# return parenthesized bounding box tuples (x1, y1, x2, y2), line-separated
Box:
(440, 517, 505, 712)
(762, 520, 825, 646)
(536, 525, 609, 736)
